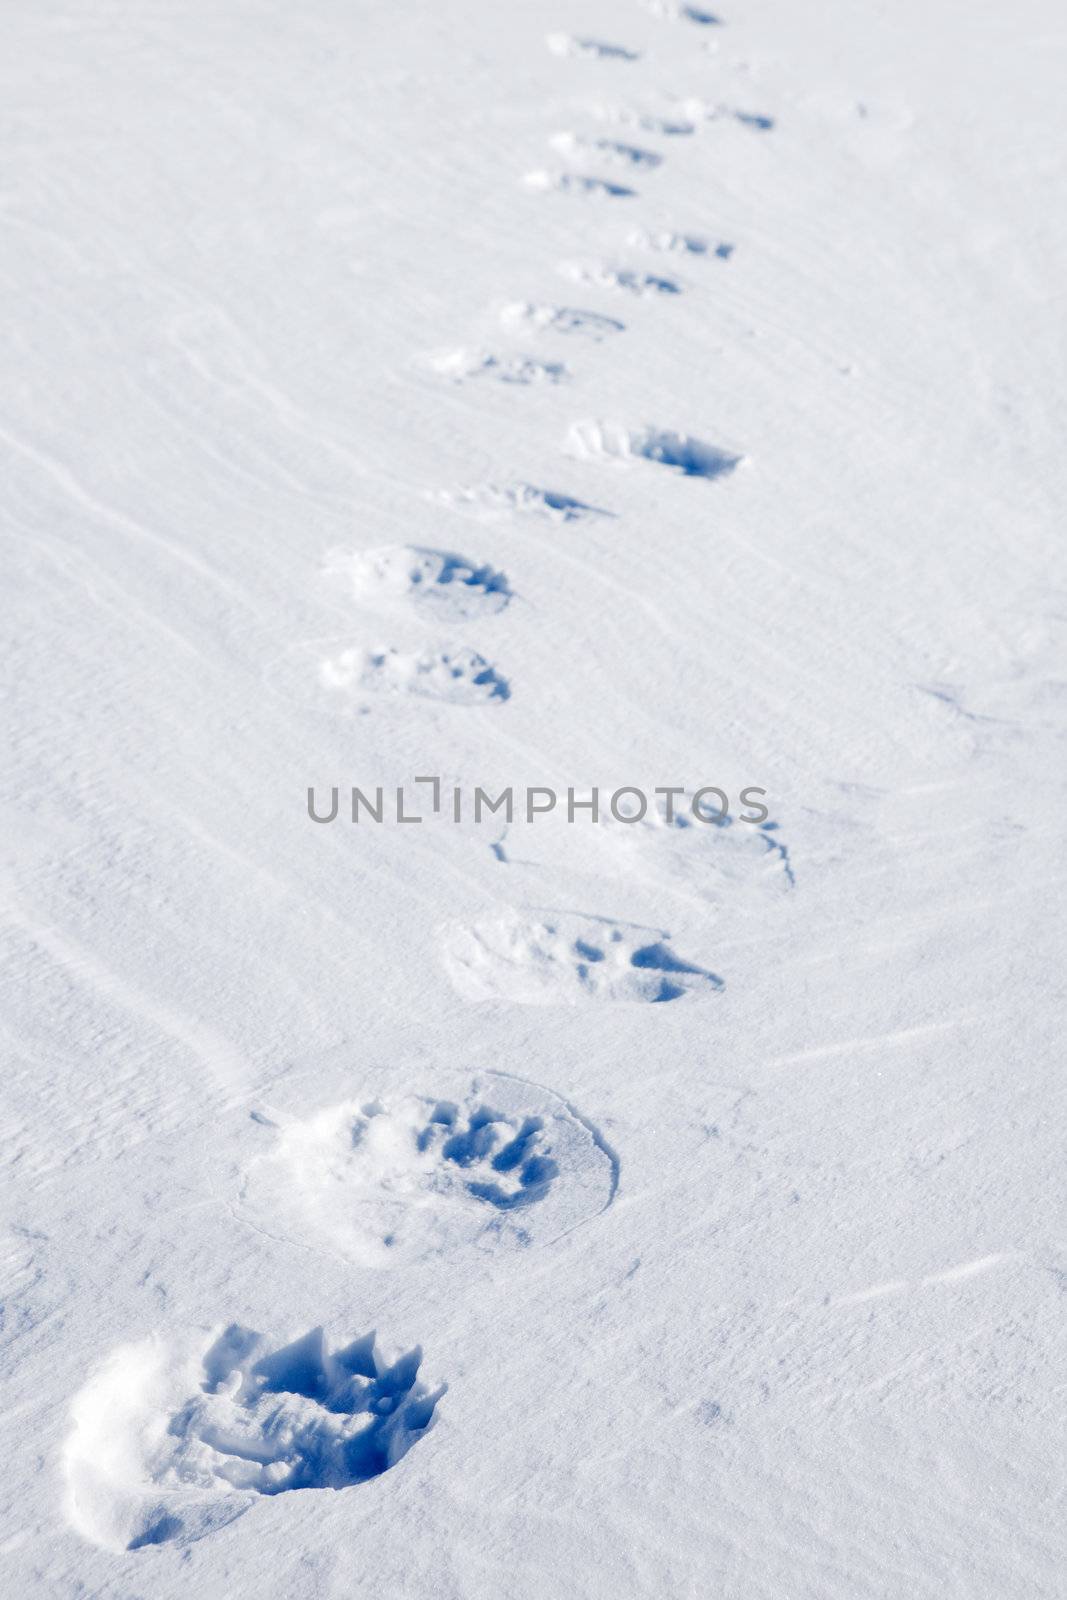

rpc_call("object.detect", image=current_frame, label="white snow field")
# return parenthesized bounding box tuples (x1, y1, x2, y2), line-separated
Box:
(1, 0, 1065, 1595)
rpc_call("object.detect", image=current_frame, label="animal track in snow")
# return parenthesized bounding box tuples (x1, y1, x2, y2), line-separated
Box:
(549, 131, 663, 170)
(429, 347, 568, 385)
(558, 260, 681, 296)
(676, 97, 776, 131)
(614, 808, 795, 896)
(732, 110, 776, 131)
(593, 103, 699, 136)
(568, 420, 743, 480)
(238, 1079, 617, 1264)
(501, 301, 626, 340)
(644, 0, 722, 22)
(437, 482, 611, 524)
(524, 170, 636, 200)
(442, 913, 722, 1004)
(323, 545, 510, 620)
(320, 644, 509, 704)
(629, 227, 733, 258)
(65, 1325, 442, 1551)
(546, 33, 641, 62)
(512, 799, 794, 907)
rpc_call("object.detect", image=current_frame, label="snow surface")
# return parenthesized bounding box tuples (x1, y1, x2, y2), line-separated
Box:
(1, 0, 1065, 1595)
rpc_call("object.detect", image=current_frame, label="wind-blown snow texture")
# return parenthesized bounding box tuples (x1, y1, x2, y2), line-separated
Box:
(1, 2, 1065, 1597)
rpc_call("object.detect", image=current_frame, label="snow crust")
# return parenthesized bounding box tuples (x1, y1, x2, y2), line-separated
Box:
(1, 0, 1064, 1595)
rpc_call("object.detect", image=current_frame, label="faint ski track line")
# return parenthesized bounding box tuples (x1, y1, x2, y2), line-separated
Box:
(153, 798, 395, 936)
(2, 897, 253, 1102)
(162, 297, 380, 491)
(0, 421, 263, 615)
(141, 378, 356, 511)
(501, 518, 865, 741)
(4, 516, 208, 666)
(135, 378, 371, 520)
(495, 529, 677, 650)
(765, 1018, 975, 1066)
(226, 1197, 353, 1271)
(605, 1255, 1027, 1455)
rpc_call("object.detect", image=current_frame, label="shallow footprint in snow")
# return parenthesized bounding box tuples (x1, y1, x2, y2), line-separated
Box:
(658, 96, 776, 132)
(320, 644, 509, 704)
(264, 638, 507, 714)
(64, 1325, 443, 1551)
(731, 109, 776, 131)
(568, 419, 743, 480)
(546, 33, 641, 61)
(549, 131, 663, 169)
(501, 301, 626, 340)
(323, 545, 510, 621)
(523, 170, 637, 199)
(643, 0, 722, 22)
(436, 482, 612, 524)
(508, 796, 794, 907)
(558, 260, 682, 296)
(442, 913, 722, 1004)
(592, 102, 699, 136)
(238, 1077, 616, 1265)
(628, 227, 733, 258)
(428, 347, 568, 384)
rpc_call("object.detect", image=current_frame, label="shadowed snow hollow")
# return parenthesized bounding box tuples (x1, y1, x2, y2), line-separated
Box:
(65, 1325, 443, 1552)
(568, 420, 743, 479)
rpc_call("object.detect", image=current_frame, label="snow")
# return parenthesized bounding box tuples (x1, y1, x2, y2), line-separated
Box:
(1, 0, 1064, 1595)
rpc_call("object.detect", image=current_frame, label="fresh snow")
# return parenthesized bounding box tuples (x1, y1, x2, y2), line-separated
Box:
(1, 1, 1065, 1596)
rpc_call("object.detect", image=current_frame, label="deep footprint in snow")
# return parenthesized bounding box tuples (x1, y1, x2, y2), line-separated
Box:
(442, 914, 722, 1004)
(415, 1103, 561, 1210)
(323, 545, 511, 620)
(549, 131, 663, 169)
(436, 482, 612, 524)
(501, 301, 626, 340)
(558, 260, 682, 296)
(523, 170, 636, 200)
(238, 1079, 617, 1265)
(320, 644, 509, 704)
(568, 420, 743, 480)
(65, 1325, 443, 1551)
(429, 347, 568, 384)
(546, 33, 641, 61)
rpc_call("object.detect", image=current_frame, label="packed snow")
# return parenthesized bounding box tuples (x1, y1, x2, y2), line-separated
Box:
(1, 1, 1064, 1596)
